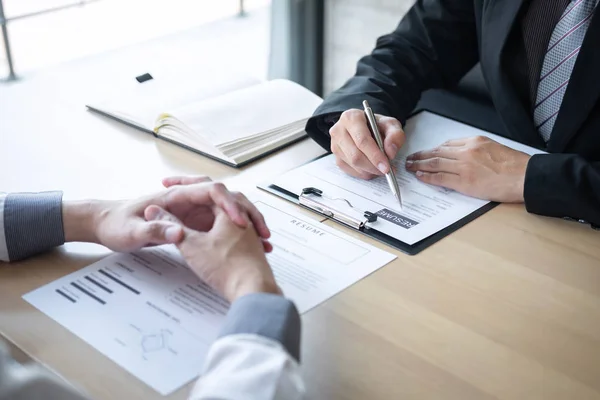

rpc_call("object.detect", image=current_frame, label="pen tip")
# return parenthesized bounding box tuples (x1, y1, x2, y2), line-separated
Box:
(362, 100, 370, 109)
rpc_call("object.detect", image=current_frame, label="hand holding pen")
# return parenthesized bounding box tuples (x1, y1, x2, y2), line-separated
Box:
(362, 100, 403, 208)
(328, 105, 406, 181)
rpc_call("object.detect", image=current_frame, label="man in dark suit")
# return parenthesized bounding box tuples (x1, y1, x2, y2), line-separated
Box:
(306, 0, 600, 226)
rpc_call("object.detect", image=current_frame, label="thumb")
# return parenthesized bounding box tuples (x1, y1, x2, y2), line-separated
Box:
(210, 206, 236, 232)
(379, 116, 405, 159)
(212, 206, 264, 250)
(142, 205, 185, 244)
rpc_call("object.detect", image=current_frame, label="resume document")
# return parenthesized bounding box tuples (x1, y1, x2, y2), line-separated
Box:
(23, 196, 395, 395)
(271, 112, 544, 245)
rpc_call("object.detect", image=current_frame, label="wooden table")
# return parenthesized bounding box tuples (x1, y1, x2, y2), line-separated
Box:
(2, 48, 600, 400)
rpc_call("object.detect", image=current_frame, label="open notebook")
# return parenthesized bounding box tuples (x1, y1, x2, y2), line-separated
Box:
(87, 78, 323, 167)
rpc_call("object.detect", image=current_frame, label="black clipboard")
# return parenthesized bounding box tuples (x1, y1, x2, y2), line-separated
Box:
(257, 111, 499, 255)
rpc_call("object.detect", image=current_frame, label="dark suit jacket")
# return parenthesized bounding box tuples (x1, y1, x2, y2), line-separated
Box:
(306, 0, 600, 227)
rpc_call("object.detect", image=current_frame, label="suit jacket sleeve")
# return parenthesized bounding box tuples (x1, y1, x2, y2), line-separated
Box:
(0, 192, 65, 262)
(306, 0, 479, 151)
(525, 155, 600, 227)
(189, 293, 304, 400)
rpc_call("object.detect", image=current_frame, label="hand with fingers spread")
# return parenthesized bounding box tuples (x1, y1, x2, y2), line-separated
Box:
(405, 136, 531, 202)
(63, 179, 271, 253)
(330, 109, 406, 179)
(145, 205, 280, 303)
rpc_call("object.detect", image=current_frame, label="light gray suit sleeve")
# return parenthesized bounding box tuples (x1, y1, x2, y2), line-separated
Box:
(219, 293, 302, 361)
(189, 294, 304, 399)
(0, 192, 65, 262)
(0, 194, 7, 262)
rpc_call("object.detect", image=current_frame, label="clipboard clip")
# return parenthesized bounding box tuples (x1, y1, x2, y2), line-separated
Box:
(299, 187, 377, 230)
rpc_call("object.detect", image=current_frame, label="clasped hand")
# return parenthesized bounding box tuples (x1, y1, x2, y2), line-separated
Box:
(64, 176, 278, 302)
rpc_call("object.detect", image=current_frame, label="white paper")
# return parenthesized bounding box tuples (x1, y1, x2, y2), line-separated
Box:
(23, 197, 395, 395)
(87, 73, 260, 130)
(166, 79, 323, 146)
(271, 111, 545, 245)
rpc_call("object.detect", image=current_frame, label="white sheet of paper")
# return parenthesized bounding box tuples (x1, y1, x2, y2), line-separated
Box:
(23, 196, 395, 395)
(168, 79, 323, 146)
(270, 111, 545, 245)
(87, 73, 260, 130)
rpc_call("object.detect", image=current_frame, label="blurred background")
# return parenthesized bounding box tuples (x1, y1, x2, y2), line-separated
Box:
(0, 0, 415, 96)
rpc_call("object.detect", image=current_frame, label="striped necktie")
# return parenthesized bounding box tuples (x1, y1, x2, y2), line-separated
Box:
(533, 0, 598, 142)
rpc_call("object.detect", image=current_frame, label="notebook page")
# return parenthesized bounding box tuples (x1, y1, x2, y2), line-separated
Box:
(87, 73, 259, 130)
(165, 79, 323, 147)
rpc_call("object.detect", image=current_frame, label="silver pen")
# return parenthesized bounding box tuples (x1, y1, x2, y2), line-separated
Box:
(362, 100, 403, 209)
